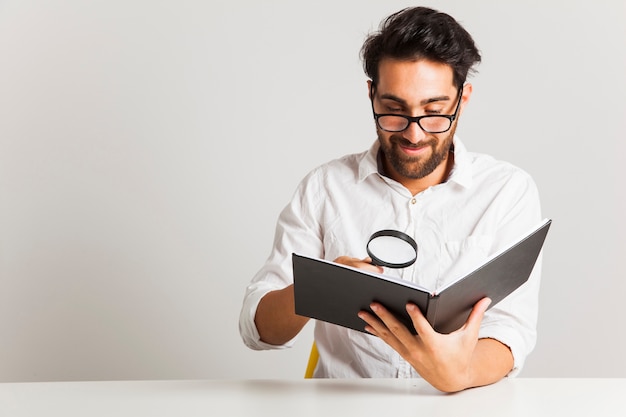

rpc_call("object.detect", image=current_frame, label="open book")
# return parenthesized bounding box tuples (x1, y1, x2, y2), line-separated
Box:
(293, 219, 551, 334)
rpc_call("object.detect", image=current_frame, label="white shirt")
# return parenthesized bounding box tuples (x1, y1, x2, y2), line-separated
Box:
(239, 137, 543, 378)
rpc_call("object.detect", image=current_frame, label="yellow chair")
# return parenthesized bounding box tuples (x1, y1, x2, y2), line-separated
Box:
(304, 341, 319, 378)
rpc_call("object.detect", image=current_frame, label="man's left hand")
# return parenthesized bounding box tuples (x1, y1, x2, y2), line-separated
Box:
(358, 297, 494, 392)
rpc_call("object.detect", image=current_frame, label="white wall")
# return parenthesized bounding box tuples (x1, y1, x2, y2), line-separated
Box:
(0, 0, 624, 382)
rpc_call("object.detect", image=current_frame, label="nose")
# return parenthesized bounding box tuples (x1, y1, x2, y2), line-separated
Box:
(402, 120, 427, 144)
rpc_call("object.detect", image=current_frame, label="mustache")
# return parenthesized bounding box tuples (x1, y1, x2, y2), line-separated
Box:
(389, 134, 437, 148)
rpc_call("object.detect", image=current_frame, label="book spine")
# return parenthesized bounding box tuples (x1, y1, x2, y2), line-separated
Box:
(425, 295, 439, 330)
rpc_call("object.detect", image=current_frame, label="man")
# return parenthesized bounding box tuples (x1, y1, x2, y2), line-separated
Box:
(239, 6, 542, 392)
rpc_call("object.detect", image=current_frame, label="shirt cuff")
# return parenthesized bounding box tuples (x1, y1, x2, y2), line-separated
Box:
(478, 324, 532, 377)
(239, 283, 297, 351)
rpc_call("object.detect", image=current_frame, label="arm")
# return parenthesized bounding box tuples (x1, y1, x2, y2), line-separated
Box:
(255, 257, 381, 345)
(239, 168, 326, 349)
(359, 297, 513, 393)
(254, 284, 309, 345)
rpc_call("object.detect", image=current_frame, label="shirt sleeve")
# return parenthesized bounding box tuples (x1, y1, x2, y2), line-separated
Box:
(477, 168, 544, 377)
(238, 168, 325, 350)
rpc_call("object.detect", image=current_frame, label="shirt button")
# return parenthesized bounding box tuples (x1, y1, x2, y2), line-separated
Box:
(411, 198, 417, 205)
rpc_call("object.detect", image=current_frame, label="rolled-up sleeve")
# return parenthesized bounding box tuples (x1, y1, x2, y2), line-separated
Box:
(238, 168, 325, 350)
(239, 280, 297, 350)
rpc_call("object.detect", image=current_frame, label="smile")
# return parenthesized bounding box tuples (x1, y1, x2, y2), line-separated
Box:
(398, 143, 430, 156)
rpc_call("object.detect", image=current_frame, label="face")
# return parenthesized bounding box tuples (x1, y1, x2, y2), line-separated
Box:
(371, 58, 467, 182)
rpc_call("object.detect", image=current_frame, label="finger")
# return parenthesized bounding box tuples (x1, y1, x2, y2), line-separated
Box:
(357, 309, 385, 336)
(369, 302, 414, 342)
(462, 297, 491, 334)
(362, 257, 384, 273)
(406, 302, 436, 340)
(334, 256, 383, 273)
(333, 256, 356, 266)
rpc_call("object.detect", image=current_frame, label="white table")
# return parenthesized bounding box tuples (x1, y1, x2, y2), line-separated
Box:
(0, 378, 623, 416)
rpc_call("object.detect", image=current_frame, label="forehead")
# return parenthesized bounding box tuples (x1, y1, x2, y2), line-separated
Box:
(376, 58, 456, 99)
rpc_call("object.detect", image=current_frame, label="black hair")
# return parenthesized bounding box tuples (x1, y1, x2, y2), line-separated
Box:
(361, 7, 481, 89)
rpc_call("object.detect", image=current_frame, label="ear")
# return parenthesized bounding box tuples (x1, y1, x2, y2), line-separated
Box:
(367, 79, 373, 100)
(459, 83, 473, 116)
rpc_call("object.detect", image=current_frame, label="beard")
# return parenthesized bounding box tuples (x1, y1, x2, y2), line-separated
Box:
(377, 126, 456, 180)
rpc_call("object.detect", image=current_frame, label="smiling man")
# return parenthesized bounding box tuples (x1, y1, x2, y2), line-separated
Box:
(371, 58, 465, 194)
(239, 7, 543, 392)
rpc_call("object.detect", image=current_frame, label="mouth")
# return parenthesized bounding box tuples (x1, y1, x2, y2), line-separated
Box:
(395, 141, 432, 157)
(400, 143, 427, 151)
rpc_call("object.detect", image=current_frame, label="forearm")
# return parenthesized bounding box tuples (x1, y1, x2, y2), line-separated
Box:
(465, 338, 514, 389)
(254, 284, 309, 345)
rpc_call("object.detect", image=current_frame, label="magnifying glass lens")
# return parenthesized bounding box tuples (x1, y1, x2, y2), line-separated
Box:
(368, 236, 415, 264)
(366, 230, 418, 269)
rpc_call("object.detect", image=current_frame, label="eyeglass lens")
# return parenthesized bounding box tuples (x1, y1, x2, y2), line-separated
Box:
(377, 115, 451, 133)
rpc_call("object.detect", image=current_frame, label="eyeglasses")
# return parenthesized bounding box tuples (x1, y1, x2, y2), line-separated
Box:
(370, 85, 463, 134)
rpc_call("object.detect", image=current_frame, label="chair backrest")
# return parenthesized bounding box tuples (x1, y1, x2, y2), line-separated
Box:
(304, 341, 319, 378)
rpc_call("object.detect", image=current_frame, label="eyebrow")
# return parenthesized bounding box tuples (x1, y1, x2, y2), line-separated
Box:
(378, 93, 452, 106)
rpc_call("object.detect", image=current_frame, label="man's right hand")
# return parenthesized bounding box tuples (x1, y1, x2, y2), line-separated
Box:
(334, 256, 384, 274)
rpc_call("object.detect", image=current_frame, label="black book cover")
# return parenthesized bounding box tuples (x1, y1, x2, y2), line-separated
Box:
(293, 219, 551, 334)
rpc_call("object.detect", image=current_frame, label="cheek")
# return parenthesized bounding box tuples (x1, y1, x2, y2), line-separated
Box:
(376, 129, 391, 144)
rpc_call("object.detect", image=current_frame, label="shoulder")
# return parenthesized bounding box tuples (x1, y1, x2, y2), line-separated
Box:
(282, 148, 372, 224)
(298, 148, 372, 190)
(461, 151, 541, 216)
(474, 152, 537, 190)
(454, 138, 537, 190)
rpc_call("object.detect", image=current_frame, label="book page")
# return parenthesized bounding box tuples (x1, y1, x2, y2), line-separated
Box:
(295, 255, 433, 294)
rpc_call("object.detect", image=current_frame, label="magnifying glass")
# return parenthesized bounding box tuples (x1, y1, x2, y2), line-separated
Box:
(366, 230, 418, 269)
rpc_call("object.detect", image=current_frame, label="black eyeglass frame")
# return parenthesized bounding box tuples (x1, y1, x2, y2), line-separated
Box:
(370, 83, 464, 134)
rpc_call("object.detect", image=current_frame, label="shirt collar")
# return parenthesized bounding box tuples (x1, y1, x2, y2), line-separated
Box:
(357, 136, 474, 189)
(447, 136, 473, 189)
(357, 141, 382, 182)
